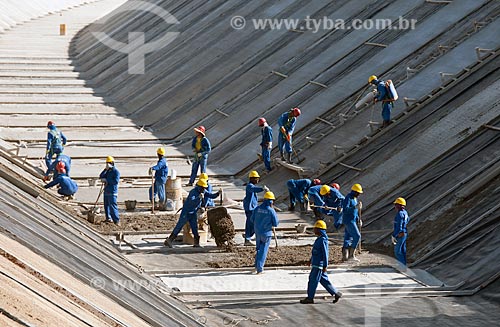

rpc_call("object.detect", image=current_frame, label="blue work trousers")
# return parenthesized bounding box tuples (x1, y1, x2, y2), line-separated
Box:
(278, 134, 292, 154)
(45, 146, 63, 169)
(261, 145, 272, 171)
(149, 179, 166, 204)
(343, 220, 361, 249)
(103, 194, 119, 223)
(244, 210, 255, 240)
(255, 234, 272, 273)
(172, 212, 198, 238)
(307, 267, 338, 299)
(394, 233, 407, 266)
(189, 157, 207, 184)
(381, 102, 392, 122)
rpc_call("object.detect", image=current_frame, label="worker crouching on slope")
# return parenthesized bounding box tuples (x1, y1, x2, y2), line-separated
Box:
(45, 121, 67, 170)
(278, 107, 301, 163)
(243, 171, 267, 246)
(342, 184, 363, 262)
(99, 156, 121, 225)
(287, 178, 320, 212)
(44, 153, 72, 182)
(44, 161, 78, 200)
(392, 197, 410, 268)
(188, 126, 211, 186)
(149, 147, 168, 211)
(258, 117, 273, 171)
(250, 191, 279, 274)
(300, 220, 342, 304)
(164, 179, 221, 248)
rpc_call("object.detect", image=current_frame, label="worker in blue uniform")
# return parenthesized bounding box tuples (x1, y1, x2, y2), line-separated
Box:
(45, 121, 67, 169)
(278, 107, 301, 163)
(322, 183, 345, 229)
(342, 184, 363, 262)
(308, 184, 325, 219)
(392, 197, 410, 267)
(149, 147, 168, 210)
(300, 220, 342, 304)
(369, 75, 393, 127)
(258, 117, 273, 171)
(164, 179, 221, 248)
(188, 126, 211, 186)
(250, 191, 279, 274)
(44, 153, 72, 181)
(44, 161, 78, 199)
(243, 171, 266, 246)
(200, 173, 215, 208)
(99, 156, 121, 225)
(287, 178, 320, 212)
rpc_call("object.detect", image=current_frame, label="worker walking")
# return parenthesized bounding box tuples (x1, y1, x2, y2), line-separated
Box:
(392, 197, 410, 267)
(149, 147, 168, 210)
(200, 173, 215, 208)
(287, 178, 320, 212)
(258, 117, 273, 171)
(188, 126, 211, 186)
(322, 183, 345, 229)
(164, 179, 221, 248)
(243, 171, 267, 246)
(45, 121, 67, 169)
(369, 75, 394, 127)
(44, 162, 78, 200)
(342, 184, 363, 262)
(278, 107, 301, 163)
(250, 191, 279, 274)
(300, 220, 342, 304)
(44, 153, 72, 181)
(99, 156, 121, 225)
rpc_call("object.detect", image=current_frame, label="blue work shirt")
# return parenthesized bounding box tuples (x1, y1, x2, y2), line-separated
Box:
(243, 182, 264, 211)
(311, 229, 329, 269)
(46, 126, 67, 151)
(183, 185, 220, 215)
(191, 136, 211, 158)
(250, 200, 279, 236)
(342, 191, 360, 223)
(308, 185, 325, 206)
(324, 189, 345, 211)
(278, 111, 297, 135)
(375, 80, 389, 102)
(46, 154, 72, 177)
(99, 166, 120, 196)
(202, 182, 216, 207)
(260, 125, 273, 145)
(393, 209, 410, 237)
(44, 174, 78, 195)
(152, 157, 168, 183)
(289, 179, 312, 193)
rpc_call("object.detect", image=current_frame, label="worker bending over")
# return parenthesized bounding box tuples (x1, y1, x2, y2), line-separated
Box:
(392, 197, 410, 268)
(188, 126, 211, 186)
(308, 184, 325, 219)
(278, 107, 301, 163)
(342, 184, 363, 262)
(44, 162, 78, 200)
(287, 178, 320, 212)
(149, 147, 168, 210)
(322, 183, 345, 229)
(99, 156, 121, 225)
(44, 153, 72, 181)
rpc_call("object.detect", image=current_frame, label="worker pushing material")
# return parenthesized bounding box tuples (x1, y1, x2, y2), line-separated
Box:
(287, 178, 320, 212)
(300, 220, 342, 304)
(149, 147, 168, 211)
(392, 197, 410, 268)
(368, 75, 398, 127)
(188, 126, 211, 186)
(250, 191, 279, 274)
(45, 121, 67, 169)
(278, 107, 301, 164)
(342, 184, 363, 262)
(164, 179, 222, 248)
(43, 153, 72, 181)
(44, 161, 78, 200)
(243, 171, 267, 246)
(99, 156, 121, 225)
(258, 117, 273, 171)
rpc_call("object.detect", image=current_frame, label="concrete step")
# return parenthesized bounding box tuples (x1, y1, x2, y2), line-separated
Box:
(0, 64, 76, 71)
(0, 79, 89, 86)
(0, 87, 96, 94)
(0, 103, 117, 114)
(0, 59, 73, 65)
(0, 71, 81, 78)
(0, 114, 135, 127)
(0, 95, 105, 104)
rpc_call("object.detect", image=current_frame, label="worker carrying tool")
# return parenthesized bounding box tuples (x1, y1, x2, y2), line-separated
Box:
(200, 173, 215, 208)
(278, 107, 301, 163)
(243, 171, 267, 246)
(45, 121, 67, 170)
(368, 75, 398, 128)
(250, 191, 279, 274)
(300, 220, 342, 304)
(188, 126, 211, 186)
(99, 156, 121, 225)
(43, 153, 72, 181)
(287, 178, 320, 212)
(164, 179, 222, 248)
(392, 197, 410, 267)
(149, 147, 168, 211)
(341, 184, 363, 262)
(258, 117, 273, 171)
(308, 184, 326, 219)
(44, 161, 78, 200)
(322, 183, 345, 229)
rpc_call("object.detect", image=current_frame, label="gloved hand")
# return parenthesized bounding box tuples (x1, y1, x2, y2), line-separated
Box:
(198, 207, 205, 214)
(391, 236, 397, 245)
(267, 142, 272, 150)
(286, 133, 291, 142)
(148, 167, 153, 175)
(43, 175, 50, 182)
(263, 185, 270, 192)
(336, 207, 343, 213)
(358, 220, 363, 228)
(100, 178, 107, 185)
(322, 267, 327, 273)
(356, 200, 363, 210)
(197, 153, 203, 158)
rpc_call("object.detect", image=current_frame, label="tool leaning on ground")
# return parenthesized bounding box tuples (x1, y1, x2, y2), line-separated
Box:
(273, 226, 278, 248)
(357, 200, 363, 254)
(87, 183, 104, 222)
(150, 167, 155, 214)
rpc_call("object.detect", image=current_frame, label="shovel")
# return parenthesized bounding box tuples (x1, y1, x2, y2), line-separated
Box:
(151, 172, 155, 214)
(87, 183, 104, 223)
(272, 226, 278, 248)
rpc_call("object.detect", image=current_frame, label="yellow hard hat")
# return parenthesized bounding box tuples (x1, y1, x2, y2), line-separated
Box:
(196, 179, 208, 188)
(394, 197, 406, 206)
(351, 183, 363, 193)
(106, 156, 114, 163)
(314, 220, 327, 230)
(320, 185, 331, 196)
(249, 170, 260, 178)
(264, 191, 275, 200)
(200, 173, 209, 180)
(368, 75, 377, 83)
(157, 147, 165, 156)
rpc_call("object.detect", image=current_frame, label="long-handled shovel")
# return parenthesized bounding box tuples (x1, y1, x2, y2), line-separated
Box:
(87, 183, 104, 223)
(272, 226, 278, 248)
(151, 172, 155, 214)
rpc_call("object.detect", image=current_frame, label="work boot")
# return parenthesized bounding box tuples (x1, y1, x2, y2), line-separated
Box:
(300, 297, 314, 304)
(286, 153, 293, 164)
(299, 202, 306, 213)
(193, 236, 202, 248)
(332, 291, 342, 304)
(341, 247, 349, 262)
(348, 247, 360, 262)
(280, 152, 285, 161)
(288, 203, 295, 212)
(244, 239, 255, 246)
(164, 234, 175, 248)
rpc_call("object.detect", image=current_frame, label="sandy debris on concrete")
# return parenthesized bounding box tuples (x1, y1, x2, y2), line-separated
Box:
(79, 210, 179, 233)
(207, 207, 235, 248)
